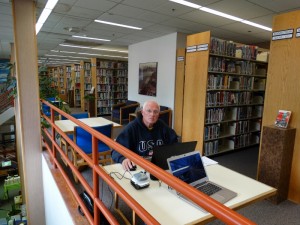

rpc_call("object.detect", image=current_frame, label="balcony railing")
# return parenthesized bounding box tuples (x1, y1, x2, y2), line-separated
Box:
(40, 99, 256, 225)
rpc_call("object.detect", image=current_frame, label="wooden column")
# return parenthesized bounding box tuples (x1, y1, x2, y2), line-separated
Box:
(174, 48, 185, 137)
(258, 125, 296, 204)
(12, 0, 46, 224)
(260, 10, 300, 203)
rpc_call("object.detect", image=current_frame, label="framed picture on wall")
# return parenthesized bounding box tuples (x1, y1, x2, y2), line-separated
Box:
(138, 62, 158, 96)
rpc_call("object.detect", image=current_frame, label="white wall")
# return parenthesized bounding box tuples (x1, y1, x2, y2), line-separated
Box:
(128, 32, 186, 111)
(42, 155, 74, 225)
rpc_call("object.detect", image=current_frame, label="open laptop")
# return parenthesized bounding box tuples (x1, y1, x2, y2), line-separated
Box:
(150, 141, 197, 180)
(167, 151, 237, 207)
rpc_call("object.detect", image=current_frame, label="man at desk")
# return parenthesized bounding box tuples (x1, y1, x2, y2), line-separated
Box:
(111, 100, 178, 171)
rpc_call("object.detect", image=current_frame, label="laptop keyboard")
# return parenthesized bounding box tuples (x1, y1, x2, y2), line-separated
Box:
(195, 182, 221, 196)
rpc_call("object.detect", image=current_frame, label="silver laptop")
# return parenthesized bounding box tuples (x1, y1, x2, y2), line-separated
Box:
(167, 151, 237, 208)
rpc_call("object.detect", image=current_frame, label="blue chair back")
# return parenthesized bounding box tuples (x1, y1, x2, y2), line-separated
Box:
(46, 97, 56, 102)
(61, 112, 89, 120)
(74, 124, 113, 154)
(42, 97, 59, 117)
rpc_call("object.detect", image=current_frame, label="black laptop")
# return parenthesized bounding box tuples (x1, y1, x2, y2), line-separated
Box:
(150, 141, 197, 180)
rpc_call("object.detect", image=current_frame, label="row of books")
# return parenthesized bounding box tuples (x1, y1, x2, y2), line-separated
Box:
(205, 120, 261, 141)
(208, 74, 265, 90)
(210, 37, 236, 57)
(97, 107, 112, 115)
(84, 83, 92, 90)
(66, 66, 71, 72)
(206, 91, 254, 106)
(205, 108, 225, 123)
(84, 63, 91, 70)
(204, 133, 260, 156)
(84, 77, 92, 83)
(97, 100, 114, 107)
(96, 75, 127, 83)
(205, 106, 263, 123)
(210, 37, 258, 60)
(84, 70, 91, 76)
(97, 61, 127, 69)
(97, 84, 127, 92)
(96, 69, 128, 77)
(73, 65, 81, 71)
(209, 57, 255, 74)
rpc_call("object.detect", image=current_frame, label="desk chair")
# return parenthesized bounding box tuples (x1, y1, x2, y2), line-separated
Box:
(158, 106, 172, 127)
(60, 112, 90, 120)
(111, 100, 140, 125)
(41, 97, 60, 117)
(60, 112, 90, 164)
(70, 124, 113, 182)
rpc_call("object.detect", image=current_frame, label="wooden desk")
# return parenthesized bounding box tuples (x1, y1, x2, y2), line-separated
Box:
(103, 163, 276, 225)
(55, 117, 121, 133)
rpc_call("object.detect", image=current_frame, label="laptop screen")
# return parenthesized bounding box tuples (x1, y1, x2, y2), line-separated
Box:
(151, 141, 197, 170)
(168, 152, 207, 185)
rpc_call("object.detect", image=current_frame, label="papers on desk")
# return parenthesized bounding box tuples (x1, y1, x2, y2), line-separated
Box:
(202, 156, 218, 166)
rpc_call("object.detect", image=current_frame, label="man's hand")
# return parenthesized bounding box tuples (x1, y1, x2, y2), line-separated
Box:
(122, 158, 136, 171)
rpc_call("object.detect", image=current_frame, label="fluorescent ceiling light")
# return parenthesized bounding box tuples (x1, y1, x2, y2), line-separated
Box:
(169, 0, 201, 9)
(36, 0, 59, 34)
(37, 8, 52, 25)
(72, 35, 111, 42)
(170, 0, 271, 32)
(45, 0, 59, 10)
(45, 54, 90, 59)
(51, 50, 78, 54)
(199, 7, 243, 21)
(94, 20, 142, 30)
(59, 44, 92, 49)
(59, 44, 128, 53)
(241, 20, 272, 31)
(36, 23, 43, 35)
(48, 58, 81, 62)
(91, 47, 127, 53)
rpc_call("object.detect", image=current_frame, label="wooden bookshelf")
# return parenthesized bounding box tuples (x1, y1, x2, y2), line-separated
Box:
(81, 61, 92, 112)
(182, 31, 268, 156)
(58, 66, 67, 101)
(72, 63, 81, 107)
(93, 58, 128, 116)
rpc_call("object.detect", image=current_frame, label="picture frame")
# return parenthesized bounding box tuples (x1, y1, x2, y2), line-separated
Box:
(138, 62, 158, 96)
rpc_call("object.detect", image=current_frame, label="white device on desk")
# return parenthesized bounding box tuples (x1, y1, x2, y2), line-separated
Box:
(130, 171, 150, 190)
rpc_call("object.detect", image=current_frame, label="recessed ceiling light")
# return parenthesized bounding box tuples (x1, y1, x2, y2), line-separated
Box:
(94, 19, 142, 30)
(72, 35, 111, 42)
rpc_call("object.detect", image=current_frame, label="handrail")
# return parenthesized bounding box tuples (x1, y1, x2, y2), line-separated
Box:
(40, 99, 256, 225)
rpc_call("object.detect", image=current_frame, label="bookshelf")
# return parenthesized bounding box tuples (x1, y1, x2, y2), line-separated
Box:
(92, 58, 128, 116)
(81, 61, 92, 112)
(58, 66, 67, 101)
(72, 63, 81, 107)
(182, 31, 268, 157)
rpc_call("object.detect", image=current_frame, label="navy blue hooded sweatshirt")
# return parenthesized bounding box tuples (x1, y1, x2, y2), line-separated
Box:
(111, 114, 178, 163)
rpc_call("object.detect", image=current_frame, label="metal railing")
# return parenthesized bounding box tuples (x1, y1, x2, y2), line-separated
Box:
(40, 99, 256, 225)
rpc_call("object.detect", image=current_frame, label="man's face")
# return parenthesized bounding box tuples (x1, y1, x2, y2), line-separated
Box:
(141, 102, 160, 126)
